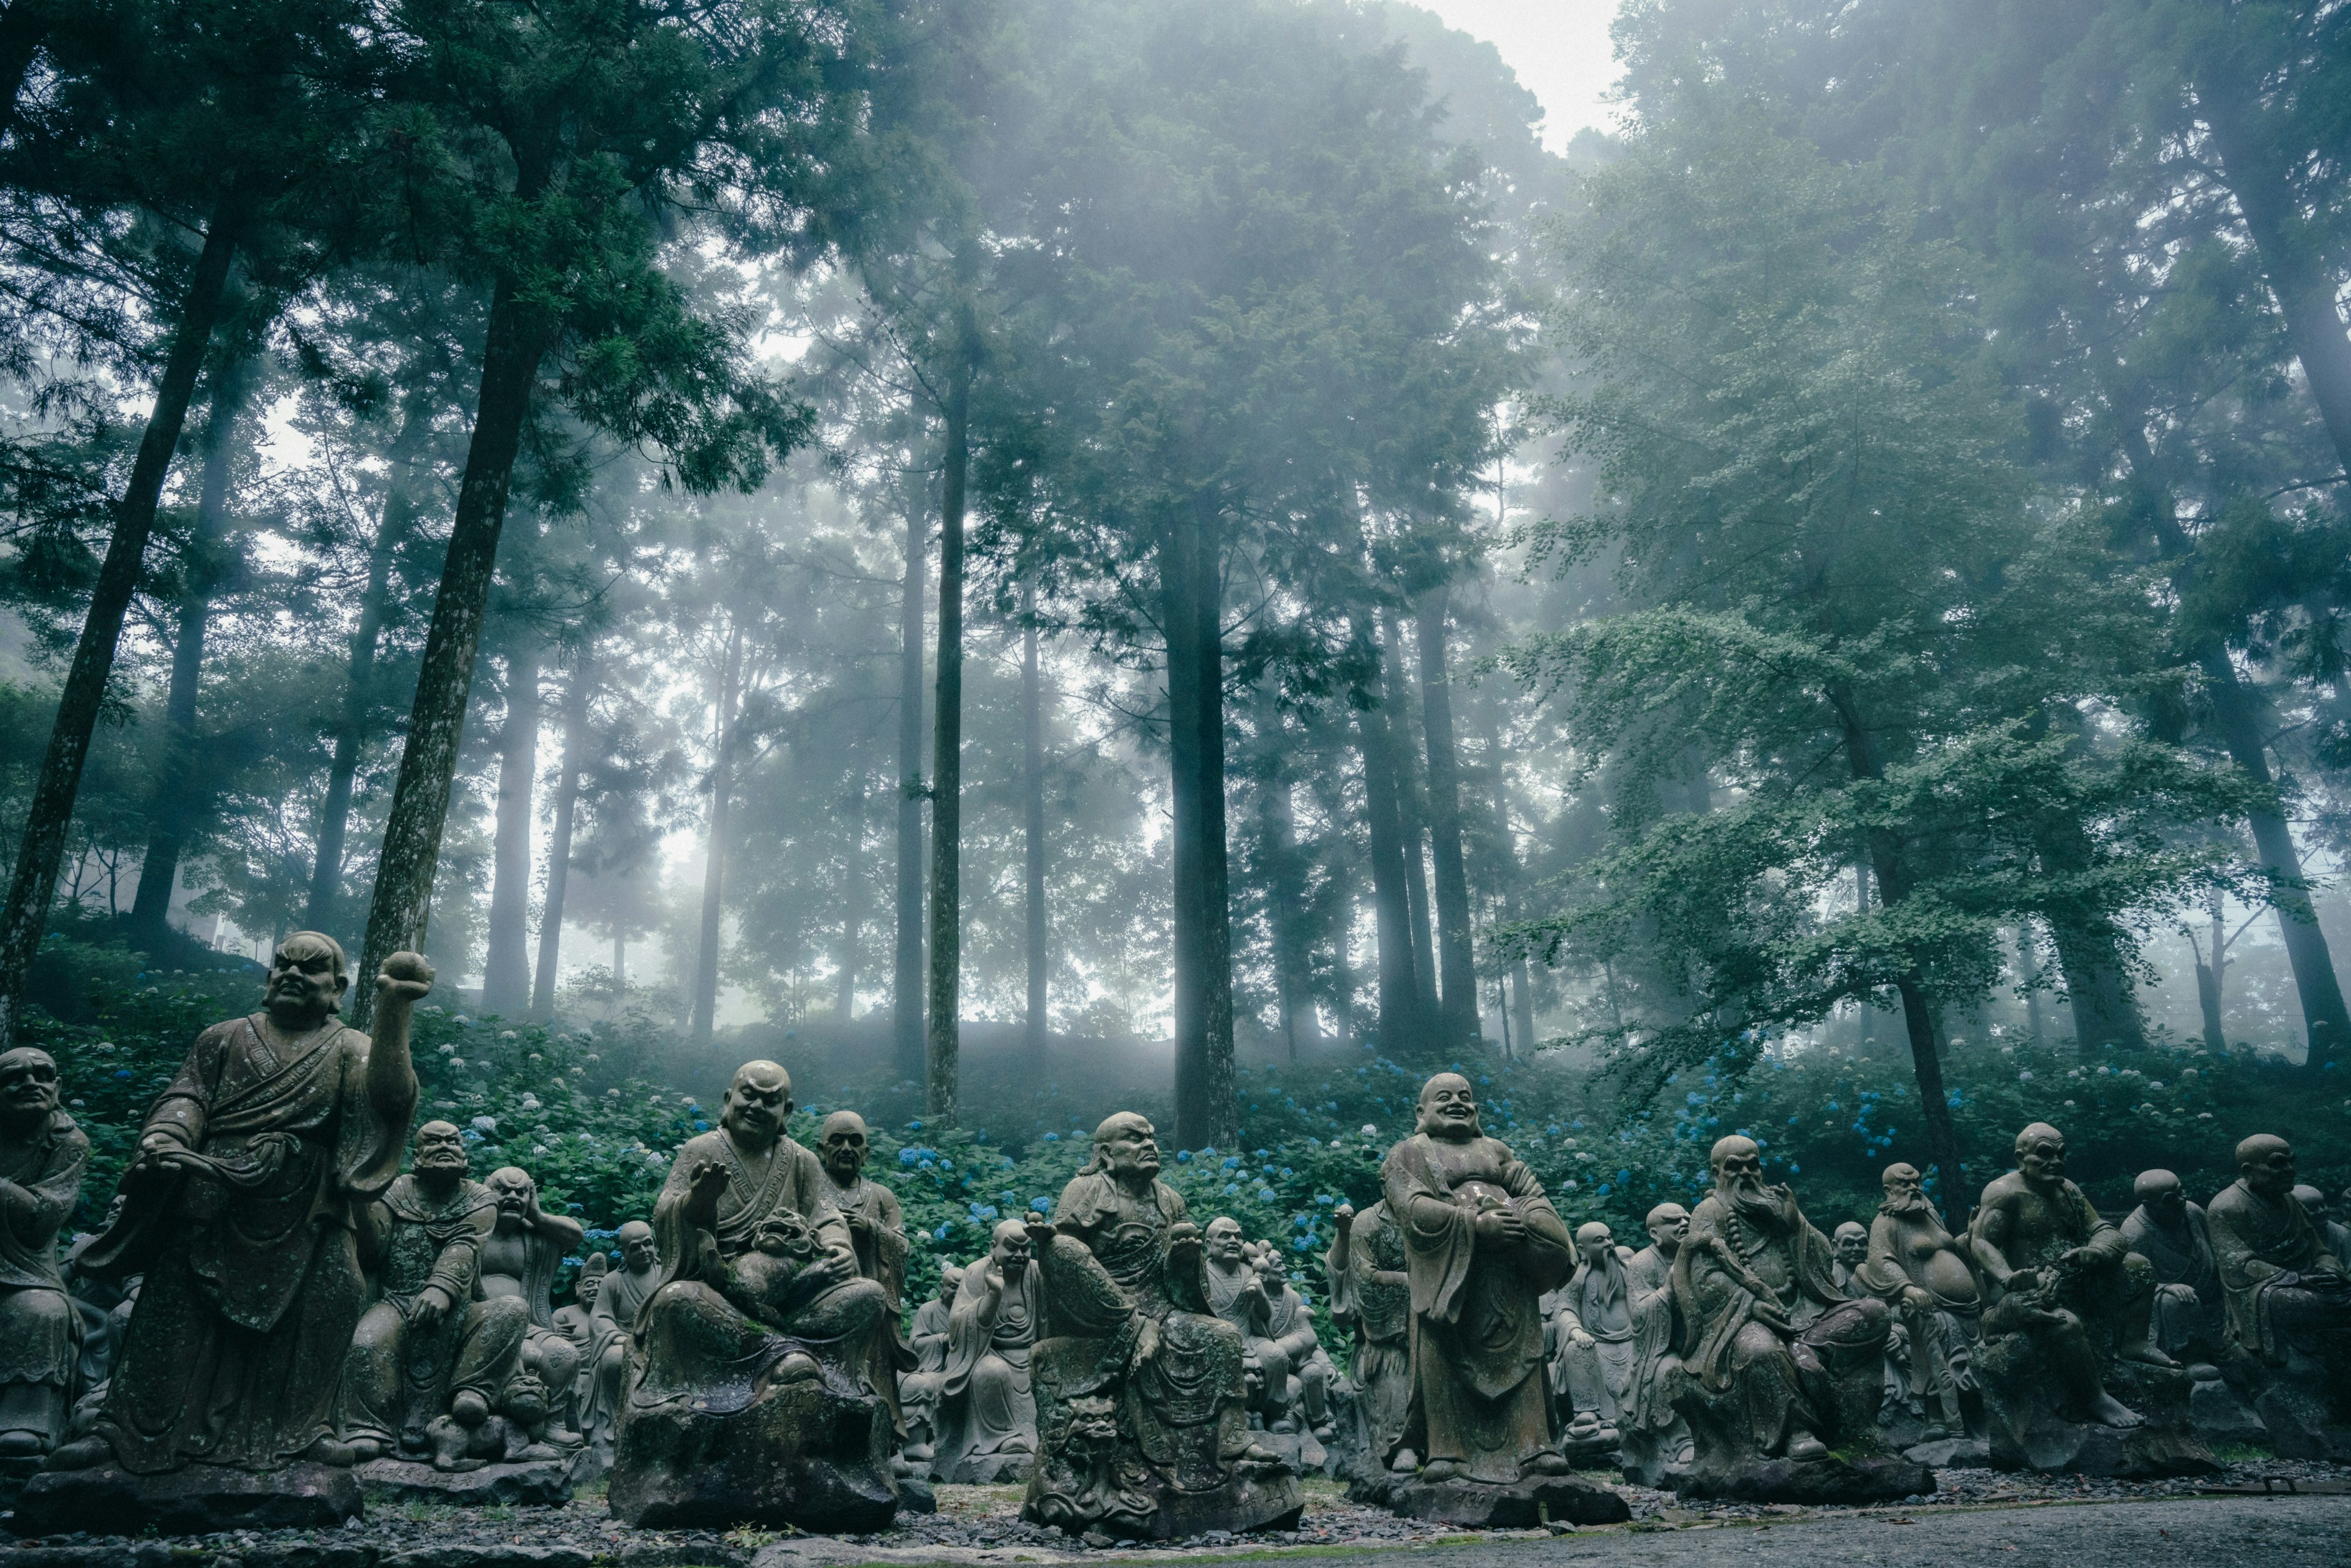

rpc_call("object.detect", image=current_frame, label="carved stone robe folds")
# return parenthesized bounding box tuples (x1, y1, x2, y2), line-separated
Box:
(1325, 1202, 1410, 1465)
(1382, 1132, 1572, 1484)
(937, 1258, 1039, 1476)
(827, 1174, 914, 1433)
(2122, 1202, 2221, 1357)
(0, 1105, 87, 1438)
(338, 1175, 520, 1451)
(2205, 1180, 2349, 1363)
(80, 1015, 415, 1472)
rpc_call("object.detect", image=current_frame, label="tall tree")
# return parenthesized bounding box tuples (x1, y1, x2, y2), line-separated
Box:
(895, 486, 927, 1074)
(924, 342, 971, 1122)
(1414, 583, 1480, 1045)
(531, 650, 592, 1014)
(691, 621, 744, 1046)
(1021, 585, 1048, 1058)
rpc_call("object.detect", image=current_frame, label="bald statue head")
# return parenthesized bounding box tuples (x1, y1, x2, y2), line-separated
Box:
(412, 1119, 468, 1191)
(1834, 1220, 1869, 1270)
(1575, 1220, 1615, 1262)
(2237, 1134, 2296, 1200)
(722, 1060, 792, 1152)
(1880, 1161, 1932, 1217)
(264, 931, 349, 1027)
(0, 1046, 59, 1132)
(989, 1217, 1032, 1276)
(1205, 1215, 1245, 1267)
(1415, 1073, 1482, 1141)
(1644, 1202, 1689, 1258)
(617, 1220, 657, 1276)
(819, 1109, 870, 1183)
(2134, 1169, 2188, 1229)
(1089, 1111, 1161, 1188)
(2015, 1123, 2068, 1189)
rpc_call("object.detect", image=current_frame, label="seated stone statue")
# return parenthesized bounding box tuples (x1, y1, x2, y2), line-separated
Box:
(580, 1222, 659, 1446)
(339, 1121, 534, 1469)
(934, 1220, 1040, 1482)
(1550, 1221, 1638, 1449)
(607, 1060, 897, 1531)
(1248, 1243, 1334, 1441)
(1325, 1200, 1411, 1476)
(2121, 1169, 2222, 1362)
(1384, 1073, 1575, 1487)
(1859, 1161, 1982, 1439)
(0, 1046, 85, 1457)
(898, 1264, 961, 1468)
(1617, 1202, 1692, 1476)
(555, 1252, 607, 1349)
(1021, 1112, 1295, 1539)
(2205, 1136, 2351, 1443)
(1672, 1136, 1890, 1472)
(1970, 1122, 2169, 1436)
(478, 1167, 586, 1451)
(1832, 1223, 1870, 1296)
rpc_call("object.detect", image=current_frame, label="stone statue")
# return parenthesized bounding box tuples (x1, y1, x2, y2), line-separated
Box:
(899, 1264, 961, 1468)
(555, 1252, 607, 1348)
(1244, 1244, 1333, 1441)
(338, 1120, 543, 1470)
(477, 1166, 586, 1451)
(0, 1046, 85, 1457)
(1020, 1112, 1297, 1539)
(1325, 1200, 1411, 1476)
(581, 1222, 659, 1444)
(934, 1219, 1040, 1482)
(1832, 1223, 1870, 1296)
(1617, 1202, 1692, 1477)
(2121, 1169, 2222, 1361)
(817, 1111, 913, 1450)
(2205, 1136, 2351, 1452)
(1858, 1161, 1982, 1440)
(1382, 1073, 1574, 1488)
(53, 938, 429, 1479)
(1671, 1136, 1891, 1478)
(2326, 1188, 2351, 1268)
(607, 1060, 897, 1530)
(1550, 1221, 1638, 1449)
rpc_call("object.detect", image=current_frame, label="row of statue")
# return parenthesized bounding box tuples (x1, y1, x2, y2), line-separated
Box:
(2, 934, 2348, 1534)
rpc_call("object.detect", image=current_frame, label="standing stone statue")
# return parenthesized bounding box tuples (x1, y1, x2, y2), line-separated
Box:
(50, 938, 429, 1484)
(1858, 1161, 1982, 1441)
(899, 1264, 962, 1469)
(1550, 1221, 1638, 1449)
(581, 1222, 659, 1444)
(934, 1219, 1040, 1482)
(1618, 1203, 1692, 1479)
(1969, 1123, 2207, 1477)
(608, 1060, 896, 1530)
(1382, 1074, 1629, 1527)
(1245, 1244, 1333, 1441)
(475, 1166, 585, 1452)
(338, 1120, 534, 1469)
(2121, 1169, 2222, 1361)
(817, 1111, 913, 1449)
(1671, 1135, 1893, 1489)
(2205, 1135, 2351, 1453)
(1020, 1112, 1297, 1539)
(1325, 1201, 1411, 1477)
(0, 1046, 84, 1458)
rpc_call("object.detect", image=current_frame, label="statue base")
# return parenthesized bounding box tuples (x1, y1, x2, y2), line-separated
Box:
(1979, 1344, 2216, 1477)
(356, 1455, 579, 1506)
(0, 1455, 40, 1518)
(1085, 1468, 1304, 1541)
(1669, 1454, 1933, 1506)
(1390, 1474, 1630, 1528)
(2252, 1382, 2351, 1461)
(1252, 1428, 1327, 1477)
(2187, 1367, 2267, 1446)
(12, 1461, 361, 1536)
(608, 1368, 898, 1532)
(942, 1450, 1033, 1485)
(1901, 1435, 1989, 1469)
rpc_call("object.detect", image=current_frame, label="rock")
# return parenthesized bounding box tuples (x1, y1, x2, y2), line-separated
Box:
(1980, 1351, 2218, 1479)
(2189, 1373, 2268, 1446)
(945, 1452, 1030, 1485)
(2252, 1381, 2351, 1462)
(356, 1457, 577, 1507)
(896, 1479, 936, 1514)
(0, 1455, 41, 1518)
(1389, 1474, 1629, 1528)
(607, 1364, 899, 1533)
(1902, 1436, 1990, 1469)
(1670, 1453, 1934, 1506)
(12, 1462, 362, 1537)
(382, 1550, 591, 1568)
(1253, 1429, 1326, 1478)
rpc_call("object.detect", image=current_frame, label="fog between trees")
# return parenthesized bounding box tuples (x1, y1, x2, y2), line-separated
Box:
(4, 0, 2351, 1187)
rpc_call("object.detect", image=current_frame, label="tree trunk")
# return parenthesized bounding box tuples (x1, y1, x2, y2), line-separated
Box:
(1354, 615, 1423, 1055)
(353, 266, 552, 1030)
(1021, 588, 1048, 1059)
(837, 781, 865, 1021)
(1414, 587, 1480, 1046)
(1256, 756, 1314, 1062)
(895, 486, 928, 1081)
(481, 631, 540, 1016)
(690, 623, 743, 1046)
(531, 654, 591, 1015)
(1511, 959, 1536, 1054)
(0, 189, 241, 1046)
(2048, 917, 2147, 1053)
(1166, 492, 1235, 1150)
(926, 355, 970, 1123)
(130, 350, 254, 952)
(2017, 925, 2046, 1046)
(1384, 618, 1441, 1029)
(306, 394, 434, 936)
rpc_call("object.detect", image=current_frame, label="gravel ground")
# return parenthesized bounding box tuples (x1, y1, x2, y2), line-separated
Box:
(6, 1460, 2351, 1566)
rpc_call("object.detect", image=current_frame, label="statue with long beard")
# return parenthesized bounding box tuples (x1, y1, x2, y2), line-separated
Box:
(1859, 1162, 1983, 1439)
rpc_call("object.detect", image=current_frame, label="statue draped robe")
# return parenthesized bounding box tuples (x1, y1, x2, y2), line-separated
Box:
(0, 1105, 86, 1438)
(81, 1015, 415, 1472)
(825, 1172, 913, 1433)
(1326, 1201, 1411, 1466)
(937, 1258, 1039, 1474)
(338, 1174, 517, 1451)
(2206, 1179, 2349, 1363)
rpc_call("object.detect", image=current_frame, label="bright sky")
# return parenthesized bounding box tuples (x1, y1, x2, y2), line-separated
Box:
(1417, 0, 1624, 151)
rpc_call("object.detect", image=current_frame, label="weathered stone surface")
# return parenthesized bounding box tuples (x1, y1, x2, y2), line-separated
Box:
(942, 1451, 1029, 1485)
(1980, 1341, 2216, 1477)
(0, 1457, 40, 1518)
(2189, 1370, 2268, 1445)
(1390, 1474, 1629, 1528)
(354, 1456, 575, 1507)
(2253, 1381, 2351, 1462)
(1106, 1469, 1302, 1541)
(894, 1478, 936, 1515)
(1671, 1453, 1934, 1505)
(607, 1360, 897, 1532)
(1902, 1435, 1991, 1469)
(12, 1462, 362, 1536)
(381, 1550, 591, 1568)
(1252, 1428, 1325, 1479)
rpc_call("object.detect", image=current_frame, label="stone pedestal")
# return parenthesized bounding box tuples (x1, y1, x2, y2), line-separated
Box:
(1902, 1435, 1990, 1469)
(942, 1450, 1032, 1485)
(12, 1462, 362, 1536)
(1978, 1341, 2216, 1477)
(0, 1455, 41, 1520)
(1670, 1452, 1932, 1506)
(607, 1366, 898, 1532)
(1391, 1474, 1629, 1528)
(2186, 1367, 2267, 1447)
(1253, 1428, 1326, 1479)
(2252, 1381, 2351, 1461)
(356, 1456, 578, 1506)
